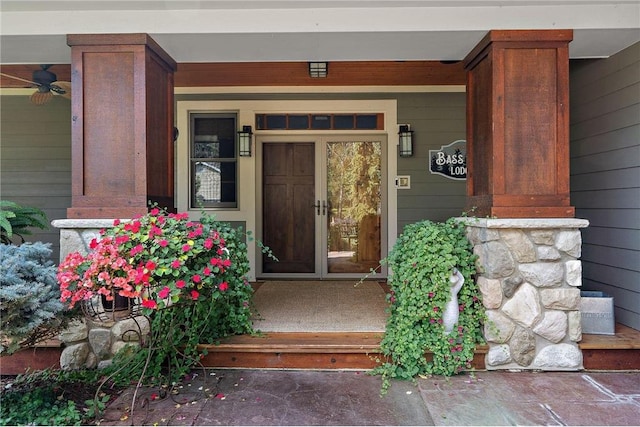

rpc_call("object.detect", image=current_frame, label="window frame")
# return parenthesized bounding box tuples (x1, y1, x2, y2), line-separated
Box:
(189, 112, 239, 209)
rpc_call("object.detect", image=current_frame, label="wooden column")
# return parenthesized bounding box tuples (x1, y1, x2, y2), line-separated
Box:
(66, 34, 177, 218)
(463, 30, 575, 218)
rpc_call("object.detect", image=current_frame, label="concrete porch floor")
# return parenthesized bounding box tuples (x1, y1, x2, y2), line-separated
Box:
(100, 369, 639, 426)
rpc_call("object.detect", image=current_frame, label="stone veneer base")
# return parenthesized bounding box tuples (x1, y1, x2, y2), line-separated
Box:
(459, 217, 589, 371)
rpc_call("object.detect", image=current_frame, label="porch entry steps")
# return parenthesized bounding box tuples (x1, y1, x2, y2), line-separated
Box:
(199, 332, 488, 370)
(579, 324, 640, 370)
(199, 326, 640, 371)
(1, 325, 639, 375)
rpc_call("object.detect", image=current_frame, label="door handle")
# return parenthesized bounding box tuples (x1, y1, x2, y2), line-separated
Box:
(322, 200, 327, 216)
(313, 200, 320, 215)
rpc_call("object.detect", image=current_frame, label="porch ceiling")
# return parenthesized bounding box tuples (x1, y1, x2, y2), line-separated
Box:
(1, 1, 639, 64)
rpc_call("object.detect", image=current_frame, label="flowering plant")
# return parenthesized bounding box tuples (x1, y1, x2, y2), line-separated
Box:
(57, 207, 239, 311)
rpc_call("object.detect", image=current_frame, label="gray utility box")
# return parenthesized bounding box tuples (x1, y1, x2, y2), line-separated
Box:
(580, 291, 615, 335)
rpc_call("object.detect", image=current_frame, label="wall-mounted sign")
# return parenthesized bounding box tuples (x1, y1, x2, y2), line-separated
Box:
(429, 140, 467, 180)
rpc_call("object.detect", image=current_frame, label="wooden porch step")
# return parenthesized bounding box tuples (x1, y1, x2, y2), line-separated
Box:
(0, 340, 62, 375)
(579, 324, 640, 370)
(199, 332, 488, 370)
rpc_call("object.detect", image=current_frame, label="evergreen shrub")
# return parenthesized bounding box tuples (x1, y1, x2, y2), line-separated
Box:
(0, 242, 67, 354)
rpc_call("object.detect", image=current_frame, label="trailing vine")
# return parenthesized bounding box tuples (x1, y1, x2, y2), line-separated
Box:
(372, 217, 484, 393)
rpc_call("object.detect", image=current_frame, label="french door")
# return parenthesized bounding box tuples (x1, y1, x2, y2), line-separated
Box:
(259, 135, 385, 279)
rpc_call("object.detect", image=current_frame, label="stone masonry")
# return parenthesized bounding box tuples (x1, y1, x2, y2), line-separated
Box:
(53, 219, 149, 370)
(461, 218, 589, 371)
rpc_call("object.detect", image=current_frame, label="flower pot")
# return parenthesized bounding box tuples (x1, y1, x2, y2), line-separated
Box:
(101, 293, 132, 312)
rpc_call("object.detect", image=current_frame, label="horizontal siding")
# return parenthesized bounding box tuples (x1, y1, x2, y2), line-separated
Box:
(575, 208, 639, 229)
(570, 167, 640, 191)
(581, 226, 640, 251)
(571, 188, 640, 209)
(0, 95, 72, 262)
(571, 62, 640, 109)
(396, 92, 467, 231)
(570, 42, 640, 330)
(581, 245, 640, 271)
(570, 125, 639, 157)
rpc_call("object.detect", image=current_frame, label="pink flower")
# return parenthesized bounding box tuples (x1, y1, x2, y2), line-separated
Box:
(149, 225, 163, 238)
(158, 286, 171, 299)
(142, 299, 157, 309)
(192, 274, 201, 284)
(175, 280, 186, 289)
(158, 239, 169, 247)
(150, 208, 160, 216)
(145, 260, 156, 271)
(190, 290, 199, 300)
(204, 238, 213, 250)
(219, 282, 229, 292)
(182, 244, 191, 252)
(130, 244, 144, 256)
(171, 259, 181, 268)
(113, 219, 121, 226)
(203, 267, 211, 276)
(115, 235, 129, 245)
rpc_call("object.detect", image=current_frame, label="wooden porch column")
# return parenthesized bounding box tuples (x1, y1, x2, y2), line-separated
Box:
(463, 30, 575, 218)
(66, 34, 177, 218)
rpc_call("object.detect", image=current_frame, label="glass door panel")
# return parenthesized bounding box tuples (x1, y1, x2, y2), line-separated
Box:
(325, 141, 382, 274)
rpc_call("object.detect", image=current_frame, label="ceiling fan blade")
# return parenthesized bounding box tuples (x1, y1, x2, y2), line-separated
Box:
(51, 81, 71, 99)
(30, 90, 54, 105)
(0, 72, 41, 87)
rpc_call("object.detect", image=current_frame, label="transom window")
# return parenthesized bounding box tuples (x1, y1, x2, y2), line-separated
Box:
(190, 113, 238, 208)
(256, 113, 384, 130)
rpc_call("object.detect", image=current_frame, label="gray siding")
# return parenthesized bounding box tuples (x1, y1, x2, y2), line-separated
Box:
(396, 92, 467, 232)
(570, 42, 640, 330)
(0, 95, 72, 262)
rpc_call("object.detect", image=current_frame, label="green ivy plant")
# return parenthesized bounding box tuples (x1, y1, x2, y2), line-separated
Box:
(372, 217, 484, 393)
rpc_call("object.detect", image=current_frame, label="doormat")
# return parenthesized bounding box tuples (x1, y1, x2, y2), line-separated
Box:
(251, 281, 389, 332)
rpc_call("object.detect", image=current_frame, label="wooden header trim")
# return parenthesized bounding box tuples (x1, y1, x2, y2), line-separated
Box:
(175, 61, 466, 87)
(1, 61, 465, 88)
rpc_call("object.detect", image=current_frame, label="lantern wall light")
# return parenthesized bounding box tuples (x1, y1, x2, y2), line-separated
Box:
(238, 125, 253, 157)
(398, 124, 414, 157)
(308, 62, 328, 78)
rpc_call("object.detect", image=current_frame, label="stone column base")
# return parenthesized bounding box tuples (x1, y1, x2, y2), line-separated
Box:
(460, 217, 589, 371)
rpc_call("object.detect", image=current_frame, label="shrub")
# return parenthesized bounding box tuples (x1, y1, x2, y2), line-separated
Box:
(0, 242, 71, 354)
(372, 217, 484, 392)
(0, 200, 48, 245)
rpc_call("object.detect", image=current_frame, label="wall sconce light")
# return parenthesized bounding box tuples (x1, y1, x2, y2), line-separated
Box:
(308, 62, 328, 78)
(398, 124, 414, 157)
(238, 125, 253, 157)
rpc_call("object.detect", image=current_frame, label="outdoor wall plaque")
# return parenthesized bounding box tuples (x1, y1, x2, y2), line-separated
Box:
(429, 140, 467, 180)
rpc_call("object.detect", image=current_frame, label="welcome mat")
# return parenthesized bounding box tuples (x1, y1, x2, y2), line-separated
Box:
(251, 281, 389, 332)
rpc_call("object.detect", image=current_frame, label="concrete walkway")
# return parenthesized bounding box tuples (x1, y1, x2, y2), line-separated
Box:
(100, 370, 639, 426)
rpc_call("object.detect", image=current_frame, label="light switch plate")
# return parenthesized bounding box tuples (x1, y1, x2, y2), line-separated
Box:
(396, 175, 411, 189)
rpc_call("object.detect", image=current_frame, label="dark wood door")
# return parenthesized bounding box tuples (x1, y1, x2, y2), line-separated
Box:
(262, 143, 316, 273)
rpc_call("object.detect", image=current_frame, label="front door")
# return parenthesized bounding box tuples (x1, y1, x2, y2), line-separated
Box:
(260, 136, 385, 278)
(262, 142, 316, 273)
